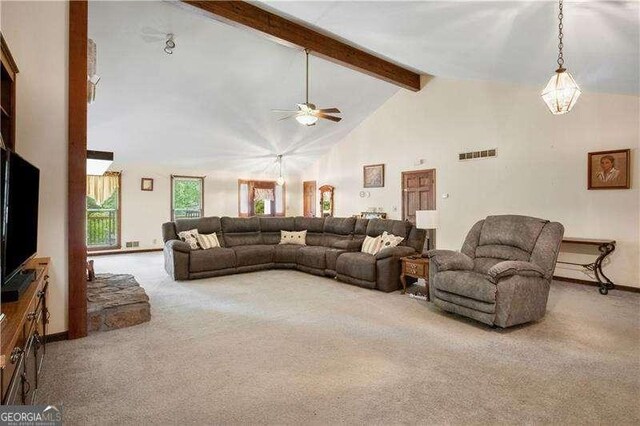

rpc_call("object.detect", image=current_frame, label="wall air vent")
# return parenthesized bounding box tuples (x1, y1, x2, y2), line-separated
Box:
(458, 148, 497, 161)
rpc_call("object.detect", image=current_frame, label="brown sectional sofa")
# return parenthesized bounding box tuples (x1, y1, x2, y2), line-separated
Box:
(162, 216, 426, 292)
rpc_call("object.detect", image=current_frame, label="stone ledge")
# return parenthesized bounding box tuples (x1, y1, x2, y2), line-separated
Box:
(88, 274, 151, 332)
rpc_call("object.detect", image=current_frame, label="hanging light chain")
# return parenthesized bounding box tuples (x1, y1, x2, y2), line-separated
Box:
(557, 0, 565, 70)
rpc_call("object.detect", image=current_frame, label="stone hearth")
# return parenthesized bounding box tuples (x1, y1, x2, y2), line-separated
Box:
(87, 274, 151, 332)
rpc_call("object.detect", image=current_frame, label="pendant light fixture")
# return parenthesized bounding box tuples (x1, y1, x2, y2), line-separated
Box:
(541, 0, 581, 115)
(276, 155, 285, 186)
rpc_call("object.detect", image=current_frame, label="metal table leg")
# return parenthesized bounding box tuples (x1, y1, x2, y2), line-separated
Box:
(593, 242, 616, 295)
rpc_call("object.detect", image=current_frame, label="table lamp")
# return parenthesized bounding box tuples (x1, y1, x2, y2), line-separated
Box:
(415, 210, 438, 252)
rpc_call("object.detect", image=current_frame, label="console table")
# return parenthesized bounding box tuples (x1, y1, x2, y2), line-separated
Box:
(558, 238, 616, 295)
(0, 257, 50, 405)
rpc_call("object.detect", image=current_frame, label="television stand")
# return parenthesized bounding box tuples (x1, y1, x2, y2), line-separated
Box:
(1, 269, 36, 302)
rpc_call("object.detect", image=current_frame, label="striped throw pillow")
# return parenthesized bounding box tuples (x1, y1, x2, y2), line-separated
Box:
(196, 232, 221, 250)
(361, 235, 382, 255)
(177, 229, 200, 250)
(280, 230, 307, 245)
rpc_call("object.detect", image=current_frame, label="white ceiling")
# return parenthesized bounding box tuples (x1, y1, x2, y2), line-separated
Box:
(89, 1, 639, 173)
(262, 0, 640, 95)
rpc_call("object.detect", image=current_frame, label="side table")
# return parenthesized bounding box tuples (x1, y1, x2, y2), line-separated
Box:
(400, 256, 430, 300)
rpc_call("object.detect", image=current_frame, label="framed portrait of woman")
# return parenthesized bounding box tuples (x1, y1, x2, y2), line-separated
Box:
(588, 149, 630, 190)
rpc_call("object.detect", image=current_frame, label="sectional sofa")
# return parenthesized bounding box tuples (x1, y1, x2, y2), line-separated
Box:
(162, 216, 426, 292)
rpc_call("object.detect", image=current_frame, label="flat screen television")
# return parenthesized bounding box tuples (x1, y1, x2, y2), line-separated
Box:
(2, 150, 40, 284)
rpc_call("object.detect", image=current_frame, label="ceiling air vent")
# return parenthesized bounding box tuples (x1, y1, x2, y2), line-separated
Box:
(458, 148, 497, 161)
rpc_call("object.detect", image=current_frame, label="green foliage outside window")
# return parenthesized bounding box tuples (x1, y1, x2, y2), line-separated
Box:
(254, 199, 265, 215)
(173, 178, 203, 218)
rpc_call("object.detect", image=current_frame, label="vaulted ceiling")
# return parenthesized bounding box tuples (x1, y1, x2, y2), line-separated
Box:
(89, 1, 639, 173)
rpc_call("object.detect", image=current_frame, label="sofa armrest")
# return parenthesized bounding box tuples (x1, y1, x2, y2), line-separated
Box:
(426, 249, 474, 271)
(332, 240, 362, 251)
(487, 261, 545, 283)
(165, 239, 191, 253)
(375, 246, 416, 260)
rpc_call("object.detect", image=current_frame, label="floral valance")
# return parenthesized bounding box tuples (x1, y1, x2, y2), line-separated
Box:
(254, 188, 275, 201)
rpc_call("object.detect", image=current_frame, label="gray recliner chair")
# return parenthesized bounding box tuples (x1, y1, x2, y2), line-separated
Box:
(427, 215, 564, 328)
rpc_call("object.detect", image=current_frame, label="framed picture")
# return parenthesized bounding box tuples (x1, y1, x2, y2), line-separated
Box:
(363, 164, 385, 188)
(588, 149, 630, 190)
(141, 177, 154, 191)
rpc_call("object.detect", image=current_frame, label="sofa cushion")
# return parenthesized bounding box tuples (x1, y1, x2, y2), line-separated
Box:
(361, 235, 382, 254)
(379, 231, 404, 250)
(336, 252, 377, 282)
(297, 246, 329, 270)
(323, 216, 354, 247)
(196, 233, 221, 249)
(178, 229, 200, 250)
(221, 217, 262, 247)
(189, 248, 236, 273)
(294, 217, 325, 246)
(354, 218, 369, 236)
(432, 270, 496, 303)
(260, 217, 295, 245)
(366, 219, 411, 242)
(478, 215, 548, 254)
(176, 217, 222, 235)
(232, 245, 274, 267)
(325, 248, 346, 272)
(274, 244, 303, 264)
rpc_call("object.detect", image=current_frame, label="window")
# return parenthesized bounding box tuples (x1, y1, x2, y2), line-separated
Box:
(172, 175, 204, 220)
(86, 172, 121, 250)
(238, 180, 285, 217)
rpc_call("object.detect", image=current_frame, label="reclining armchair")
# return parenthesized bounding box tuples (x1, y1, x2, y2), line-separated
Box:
(427, 215, 564, 328)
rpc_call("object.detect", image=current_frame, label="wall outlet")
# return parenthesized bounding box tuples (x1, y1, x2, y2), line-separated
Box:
(126, 241, 140, 248)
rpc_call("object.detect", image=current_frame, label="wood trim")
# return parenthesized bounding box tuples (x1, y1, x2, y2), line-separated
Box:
(180, 1, 422, 91)
(88, 248, 163, 257)
(553, 276, 640, 293)
(44, 331, 69, 343)
(170, 175, 205, 221)
(68, 0, 88, 340)
(587, 148, 631, 190)
(0, 33, 19, 74)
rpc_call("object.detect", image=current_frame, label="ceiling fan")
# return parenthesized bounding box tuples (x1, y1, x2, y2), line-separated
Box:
(272, 49, 342, 126)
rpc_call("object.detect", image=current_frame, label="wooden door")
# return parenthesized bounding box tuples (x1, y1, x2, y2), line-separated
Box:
(303, 181, 316, 217)
(402, 169, 435, 224)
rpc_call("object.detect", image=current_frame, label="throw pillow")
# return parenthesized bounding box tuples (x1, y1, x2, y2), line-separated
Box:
(379, 231, 404, 250)
(196, 232, 220, 250)
(279, 230, 307, 245)
(361, 235, 382, 255)
(178, 229, 200, 250)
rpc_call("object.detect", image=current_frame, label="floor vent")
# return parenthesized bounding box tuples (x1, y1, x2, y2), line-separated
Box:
(459, 148, 497, 161)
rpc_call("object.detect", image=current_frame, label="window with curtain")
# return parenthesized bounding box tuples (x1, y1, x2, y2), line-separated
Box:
(86, 171, 121, 250)
(238, 180, 285, 217)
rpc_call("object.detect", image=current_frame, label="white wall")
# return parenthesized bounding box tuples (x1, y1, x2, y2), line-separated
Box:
(113, 164, 301, 250)
(2, 1, 69, 333)
(303, 78, 640, 288)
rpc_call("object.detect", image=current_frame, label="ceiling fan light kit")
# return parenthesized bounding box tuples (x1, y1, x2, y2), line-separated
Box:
(273, 49, 342, 126)
(541, 0, 581, 115)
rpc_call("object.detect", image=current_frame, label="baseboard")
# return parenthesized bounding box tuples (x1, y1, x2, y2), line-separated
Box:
(88, 248, 163, 257)
(45, 331, 69, 343)
(553, 276, 640, 293)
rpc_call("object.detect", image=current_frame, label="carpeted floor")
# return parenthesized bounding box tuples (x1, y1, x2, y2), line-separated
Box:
(38, 252, 640, 424)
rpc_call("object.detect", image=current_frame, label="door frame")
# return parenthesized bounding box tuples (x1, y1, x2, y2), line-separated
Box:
(401, 168, 436, 222)
(302, 180, 316, 217)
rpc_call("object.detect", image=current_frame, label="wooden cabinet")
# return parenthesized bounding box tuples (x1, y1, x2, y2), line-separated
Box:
(0, 33, 19, 152)
(1, 258, 50, 405)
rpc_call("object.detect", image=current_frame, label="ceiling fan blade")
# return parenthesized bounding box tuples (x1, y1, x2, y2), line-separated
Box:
(317, 108, 341, 114)
(272, 109, 299, 113)
(317, 113, 342, 122)
(278, 113, 301, 121)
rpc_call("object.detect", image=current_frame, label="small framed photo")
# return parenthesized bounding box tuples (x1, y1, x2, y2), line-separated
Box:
(363, 164, 385, 188)
(588, 149, 630, 190)
(141, 177, 154, 191)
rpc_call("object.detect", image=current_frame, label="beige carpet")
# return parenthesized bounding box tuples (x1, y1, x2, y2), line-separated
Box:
(38, 252, 640, 425)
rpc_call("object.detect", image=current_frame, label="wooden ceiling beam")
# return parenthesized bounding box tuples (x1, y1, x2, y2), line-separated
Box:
(180, 1, 422, 91)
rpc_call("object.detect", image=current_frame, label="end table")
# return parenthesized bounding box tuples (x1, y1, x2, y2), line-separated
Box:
(400, 256, 430, 300)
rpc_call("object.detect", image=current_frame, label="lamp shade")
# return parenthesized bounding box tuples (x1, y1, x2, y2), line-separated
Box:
(541, 69, 581, 115)
(415, 210, 438, 230)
